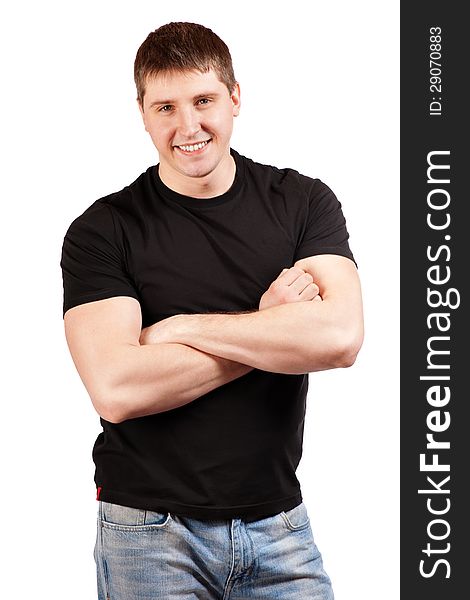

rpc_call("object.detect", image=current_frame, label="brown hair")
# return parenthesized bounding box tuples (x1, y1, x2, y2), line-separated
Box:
(134, 22, 237, 106)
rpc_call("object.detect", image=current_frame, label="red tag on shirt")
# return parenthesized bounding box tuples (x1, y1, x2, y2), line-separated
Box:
(96, 486, 102, 500)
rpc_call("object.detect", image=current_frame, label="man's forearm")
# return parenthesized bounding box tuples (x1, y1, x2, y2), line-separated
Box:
(151, 300, 362, 375)
(104, 343, 252, 423)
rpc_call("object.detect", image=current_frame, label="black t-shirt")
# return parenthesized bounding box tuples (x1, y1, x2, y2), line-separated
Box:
(61, 148, 355, 519)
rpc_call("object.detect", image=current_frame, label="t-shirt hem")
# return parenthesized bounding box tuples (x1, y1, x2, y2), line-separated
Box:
(294, 246, 357, 267)
(63, 290, 140, 317)
(97, 488, 303, 520)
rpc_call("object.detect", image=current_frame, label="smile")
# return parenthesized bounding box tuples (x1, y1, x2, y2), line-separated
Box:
(175, 139, 211, 154)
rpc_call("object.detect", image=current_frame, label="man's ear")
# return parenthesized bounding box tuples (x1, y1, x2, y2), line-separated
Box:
(231, 82, 241, 117)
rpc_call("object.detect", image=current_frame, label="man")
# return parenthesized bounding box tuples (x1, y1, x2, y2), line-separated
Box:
(61, 21, 363, 600)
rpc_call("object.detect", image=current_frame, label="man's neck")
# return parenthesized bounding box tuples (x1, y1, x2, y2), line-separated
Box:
(159, 153, 236, 199)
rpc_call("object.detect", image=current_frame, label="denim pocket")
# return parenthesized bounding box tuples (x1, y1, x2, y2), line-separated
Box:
(100, 500, 172, 531)
(280, 502, 310, 531)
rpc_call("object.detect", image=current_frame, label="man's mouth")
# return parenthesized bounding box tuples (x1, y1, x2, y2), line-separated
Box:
(174, 139, 212, 154)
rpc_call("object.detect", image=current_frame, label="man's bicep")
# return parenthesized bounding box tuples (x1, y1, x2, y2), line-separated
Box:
(295, 254, 364, 360)
(63, 296, 142, 413)
(294, 254, 361, 301)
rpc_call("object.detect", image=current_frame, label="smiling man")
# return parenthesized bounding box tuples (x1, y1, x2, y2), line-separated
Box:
(141, 69, 239, 195)
(61, 22, 363, 600)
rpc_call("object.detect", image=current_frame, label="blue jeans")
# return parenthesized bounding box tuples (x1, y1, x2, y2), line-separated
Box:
(94, 500, 334, 599)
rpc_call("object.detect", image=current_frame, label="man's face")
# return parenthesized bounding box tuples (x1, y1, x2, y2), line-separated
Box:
(139, 69, 240, 188)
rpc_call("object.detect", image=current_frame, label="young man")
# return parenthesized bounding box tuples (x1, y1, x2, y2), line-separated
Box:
(61, 22, 363, 600)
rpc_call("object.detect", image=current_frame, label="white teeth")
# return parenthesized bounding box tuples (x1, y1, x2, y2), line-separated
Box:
(178, 140, 210, 152)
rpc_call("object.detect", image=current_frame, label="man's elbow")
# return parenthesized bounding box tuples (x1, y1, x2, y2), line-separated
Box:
(93, 398, 125, 424)
(336, 346, 359, 369)
(303, 325, 363, 371)
(92, 384, 129, 424)
(100, 404, 127, 424)
(334, 325, 364, 368)
(93, 382, 170, 424)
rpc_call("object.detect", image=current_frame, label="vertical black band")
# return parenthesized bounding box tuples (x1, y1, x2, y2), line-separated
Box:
(400, 3, 467, 598)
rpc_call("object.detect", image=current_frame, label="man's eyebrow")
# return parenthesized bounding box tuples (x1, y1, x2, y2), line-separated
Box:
(194, 91, 221, 99)
(148, 91, 221, 108)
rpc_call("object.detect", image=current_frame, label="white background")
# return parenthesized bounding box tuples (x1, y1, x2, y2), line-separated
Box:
(1, 1, 399, 598)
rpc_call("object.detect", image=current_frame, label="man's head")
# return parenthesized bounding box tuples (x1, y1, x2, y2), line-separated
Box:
(134, 22, 241, 196)
(134, 22, 237, 108)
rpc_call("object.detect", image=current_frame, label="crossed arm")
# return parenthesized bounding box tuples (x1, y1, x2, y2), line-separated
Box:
(64, 254, 363, 423)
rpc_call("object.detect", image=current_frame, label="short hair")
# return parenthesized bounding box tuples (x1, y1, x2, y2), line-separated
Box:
(134, 22, 237, 106)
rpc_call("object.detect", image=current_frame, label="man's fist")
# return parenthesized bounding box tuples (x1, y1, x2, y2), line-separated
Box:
(259, 266, 321, 311)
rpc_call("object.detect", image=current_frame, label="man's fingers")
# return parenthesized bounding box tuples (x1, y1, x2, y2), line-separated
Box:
(288, 272, 315, 295)
(299, 283, 321, 301)
(261, 266, 321, 310)
(276, 266, 307, 285)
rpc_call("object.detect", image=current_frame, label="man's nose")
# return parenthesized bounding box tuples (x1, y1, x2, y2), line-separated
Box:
(177, 107, 201, 139)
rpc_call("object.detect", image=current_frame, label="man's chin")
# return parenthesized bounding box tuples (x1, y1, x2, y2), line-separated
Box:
(174, 158, 218, 180)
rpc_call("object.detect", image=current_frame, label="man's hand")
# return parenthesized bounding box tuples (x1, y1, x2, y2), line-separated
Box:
(259, 266, 321, 310)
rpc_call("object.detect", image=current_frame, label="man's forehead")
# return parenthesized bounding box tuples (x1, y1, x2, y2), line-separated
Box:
(145, 68, 222, 91)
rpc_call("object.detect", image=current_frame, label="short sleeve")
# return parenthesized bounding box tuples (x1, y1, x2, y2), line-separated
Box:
(60, 201, 140, 317)
(294, 179, 356, 266)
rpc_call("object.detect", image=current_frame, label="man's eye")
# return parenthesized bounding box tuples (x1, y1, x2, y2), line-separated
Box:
(159, 105, 173, 112)
(197, 98, 210, 105)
